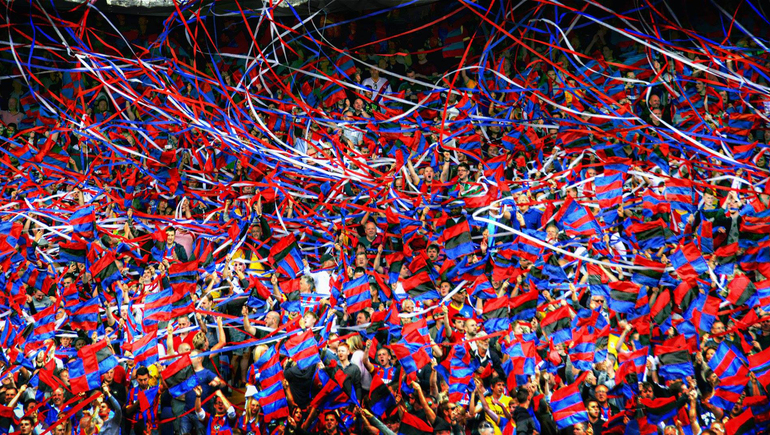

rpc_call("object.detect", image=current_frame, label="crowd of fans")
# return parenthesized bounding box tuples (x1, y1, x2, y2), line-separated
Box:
(1, 2, 770, 435)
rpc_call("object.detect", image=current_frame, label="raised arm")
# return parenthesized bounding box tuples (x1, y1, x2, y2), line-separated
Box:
(440, 151, 452, 183)
(242, 305, 257, 336)
(363, 340, 375, 373)
(211, 316, 226, 351)
(165, 323, 176, 355)
(473, 381, 500, 425)
(406, 154, 421, 186)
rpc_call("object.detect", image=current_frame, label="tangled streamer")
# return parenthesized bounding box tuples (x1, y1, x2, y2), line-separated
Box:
(2, 0, 770, 433)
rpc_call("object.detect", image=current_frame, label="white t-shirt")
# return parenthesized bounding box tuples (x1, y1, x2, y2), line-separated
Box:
(304, 267, 332, 296)
(361, 77, 392, 98)
(350, 349, 372, 390)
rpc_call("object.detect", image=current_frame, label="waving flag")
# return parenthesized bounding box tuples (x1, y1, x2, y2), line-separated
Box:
(642, 190, 670, 217)
(0, 222, 22, 257)
(553, 196, 602, 238)
(439, 216, 476, 260)
(502, 335, 537, 390)
(402, 318, 430, 345)
(650, 288, 672, 332)
(715, 242, 739, 275)
(251, 347, 289, 420)
(669, 243, 708, 284)
(143, 276, 194, 325)
(69, 298, 101, 331)
(69, 340, 120, 393)
(726, 275, 757, 306)
(594, 172, 624, 208)
(369, 373, 397, 417)
(748, 346, 770, 379)
(609, 281, 640, 314)
(131, 331, 159, 367)
(708, 342, 748, 379)
(21, 268, 52, 294)
(725, 408, 756, 435)
(284, 329, 322, 370)
(642, 396, 685, 425)
(440, 215, 475, 259)
(386, 251, 406, 285)
(311, 360, 357, 409)
(514, 229, 545, 262)
(509, 288, 538, 321)
(595, 172, 624, 223)
(482, 296, 510, 332)
(391, 341, 431, 375)
(586, 263, 610, 299)
(91, 251, 122, 290)
(59, 241, 88, 264)
(618, 346, 649, 375)
(68, 357, 102, 394)
(631, 255, 664, 287)
(470, 275, 497, 300)
(541, 254, 568, 282)
(711, 373, 748, 411)
(26, 305, 58, 351)
(70, 206, 96, 240)
(168, 259, 199, 295)
(162, 354, 200, 397)
(269, 234, 303, 279)
(550, 372, 590, 430)
(655, 336, 694, 381)
(343, 275, 372, 314)
(402, 253, 439, 301)
(335, 53, 357, 77)
(628, 219, 667, 250)
(442, 27, 466, 58)
(540, 305, 573, 345)
(665, 178, 695, 213)
(685, 293, 720, 333)
(447, 345, 475, 402)
(398, 411, 433, 435)
(569, 331, 597, 371)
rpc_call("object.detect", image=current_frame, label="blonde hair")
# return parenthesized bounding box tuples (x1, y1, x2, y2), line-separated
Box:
(192, 331, 207, 350)
(245, 398, 259, 421)
(346, 335, 363, 351)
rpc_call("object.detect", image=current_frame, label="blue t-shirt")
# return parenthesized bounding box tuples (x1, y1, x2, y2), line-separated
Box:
(522, 208, 543, 230)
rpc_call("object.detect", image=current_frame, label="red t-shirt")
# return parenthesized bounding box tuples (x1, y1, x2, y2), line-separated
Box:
(171, 332, 195, 353)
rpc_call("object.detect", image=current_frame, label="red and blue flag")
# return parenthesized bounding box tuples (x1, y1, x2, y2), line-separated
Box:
(269, 234, 303, 279)
(70, 206, 96, 240)
(284, 329, 322, 370)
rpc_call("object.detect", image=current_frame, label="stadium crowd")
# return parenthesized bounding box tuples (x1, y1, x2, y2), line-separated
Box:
(0, 2, 769, 435)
